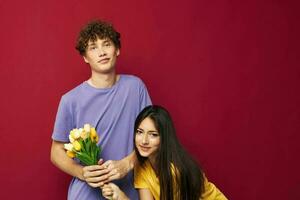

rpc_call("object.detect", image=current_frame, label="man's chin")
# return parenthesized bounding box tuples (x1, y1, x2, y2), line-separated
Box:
(93, 67, 116, 74)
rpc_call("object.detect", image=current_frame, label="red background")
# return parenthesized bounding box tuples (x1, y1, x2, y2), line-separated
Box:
(0, 0, 299, 199)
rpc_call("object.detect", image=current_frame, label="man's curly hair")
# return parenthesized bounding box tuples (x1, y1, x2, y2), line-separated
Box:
(75, 20, 121, 55)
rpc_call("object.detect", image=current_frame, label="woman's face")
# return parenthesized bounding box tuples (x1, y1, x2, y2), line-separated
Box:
(135, 117, 160, 161)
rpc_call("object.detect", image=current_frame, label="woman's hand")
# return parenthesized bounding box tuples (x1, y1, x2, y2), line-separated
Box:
(102, 151, 136, 182)
(102, 183, 129, 200)
(102, 159, 131, 181)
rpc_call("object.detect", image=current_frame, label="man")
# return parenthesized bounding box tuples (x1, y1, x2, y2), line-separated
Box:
(51, 20, 151, 200)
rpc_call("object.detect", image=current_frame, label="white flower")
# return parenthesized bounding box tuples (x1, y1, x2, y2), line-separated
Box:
(80, 130, 89, 140)
(84, 124, 91, 133)
(64, 143, 74, 151)
(69, 134, 75, 143)
(70, 129, 81, 139)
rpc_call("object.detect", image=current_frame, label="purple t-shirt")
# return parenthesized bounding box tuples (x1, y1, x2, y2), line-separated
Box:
(52, 75, 152, 200)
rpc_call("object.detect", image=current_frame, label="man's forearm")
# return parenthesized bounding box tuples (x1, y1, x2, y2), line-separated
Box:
(50, 140, 84, 180)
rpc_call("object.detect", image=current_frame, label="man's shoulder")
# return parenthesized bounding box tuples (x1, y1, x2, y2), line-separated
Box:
(61, 82, 85, 102)
(121, 74, 145, 86)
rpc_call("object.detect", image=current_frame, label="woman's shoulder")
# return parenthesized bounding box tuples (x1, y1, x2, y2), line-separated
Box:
(135, 160, 153, 172)
(202, 175, 228, 200)
(134, 160, 158, 188)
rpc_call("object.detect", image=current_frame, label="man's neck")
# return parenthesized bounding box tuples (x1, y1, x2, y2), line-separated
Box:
(87, 72, 119, 89)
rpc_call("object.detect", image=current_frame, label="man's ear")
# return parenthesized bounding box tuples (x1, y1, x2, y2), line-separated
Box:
(83, 56, 89, 63)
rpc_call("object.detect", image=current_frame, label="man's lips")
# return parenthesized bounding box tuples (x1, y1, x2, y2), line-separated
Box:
(98, 58, 110, 63)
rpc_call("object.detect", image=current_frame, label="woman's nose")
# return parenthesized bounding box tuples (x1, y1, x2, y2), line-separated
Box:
(142, 134, 149, 144)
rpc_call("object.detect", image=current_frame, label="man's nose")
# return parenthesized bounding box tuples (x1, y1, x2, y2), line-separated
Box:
(98, 48, 106, 56)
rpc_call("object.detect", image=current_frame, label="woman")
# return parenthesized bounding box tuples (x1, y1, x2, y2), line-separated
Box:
(102, 105, 227, 200)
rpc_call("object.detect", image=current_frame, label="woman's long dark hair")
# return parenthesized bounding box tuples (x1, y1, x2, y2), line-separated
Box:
(134, 105, 204, 200)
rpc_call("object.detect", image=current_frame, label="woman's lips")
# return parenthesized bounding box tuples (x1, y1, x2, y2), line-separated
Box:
(139, 145, 151, 152)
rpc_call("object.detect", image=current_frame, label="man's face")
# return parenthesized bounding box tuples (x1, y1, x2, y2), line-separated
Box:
(83, 37, 120, 74)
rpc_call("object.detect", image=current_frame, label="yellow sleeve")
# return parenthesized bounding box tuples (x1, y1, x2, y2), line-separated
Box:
(202, 176, 228, 200)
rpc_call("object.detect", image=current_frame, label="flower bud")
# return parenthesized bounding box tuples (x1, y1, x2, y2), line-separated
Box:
(73, 140, 81, 151)
(80, 130, 89, 140)
(90, 128, 99, 143)
(66, 150, 75, 158)
(70, 129, 81, 140)
(64, 143, 74, 151)
(84, 124, 91, 133)
(69, 134, 75, 143)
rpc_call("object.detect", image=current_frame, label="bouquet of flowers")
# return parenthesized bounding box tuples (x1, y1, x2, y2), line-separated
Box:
(64, 124, 101, 165)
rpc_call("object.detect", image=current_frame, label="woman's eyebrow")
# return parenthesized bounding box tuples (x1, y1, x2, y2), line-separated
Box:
(147, 130, 158, 133)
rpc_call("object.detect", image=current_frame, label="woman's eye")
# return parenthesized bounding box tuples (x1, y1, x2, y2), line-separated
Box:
(136, 130, 143, 135)
(150, 133, 159, 137)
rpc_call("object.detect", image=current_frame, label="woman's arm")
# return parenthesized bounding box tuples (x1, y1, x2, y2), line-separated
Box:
(138, 188, 155, 200)
(102, 151, 137, 182)
(201, 177, 228, 200)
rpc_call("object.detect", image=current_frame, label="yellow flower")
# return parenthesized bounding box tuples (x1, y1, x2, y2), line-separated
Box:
(64, 143, 74, 151)
(66, 150, 75, 158)
(90, 127, 99, 143)
(73, 140, 81, 151)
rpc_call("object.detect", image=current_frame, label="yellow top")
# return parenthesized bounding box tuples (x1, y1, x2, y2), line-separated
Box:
(134, 160, 228, 200)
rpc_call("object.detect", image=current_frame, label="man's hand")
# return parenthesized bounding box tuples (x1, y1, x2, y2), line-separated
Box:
(84, 151, 136, 187)
(82, 159, 110, 188)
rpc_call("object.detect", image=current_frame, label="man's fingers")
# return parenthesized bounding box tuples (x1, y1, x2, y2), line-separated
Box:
(84, 165, 103, 171)
(98, 158, 104, 165)
(83, 167, 109, 178)
(85, 174, 110, 183)
(87, 182, 102, 188)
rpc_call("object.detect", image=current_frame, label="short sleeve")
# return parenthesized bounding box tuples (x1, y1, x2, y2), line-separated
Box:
(51, 96, 74, 142)
(139, 79, 152, 111)
(202, 176, 228, 200)
(134, 165, 150, 189)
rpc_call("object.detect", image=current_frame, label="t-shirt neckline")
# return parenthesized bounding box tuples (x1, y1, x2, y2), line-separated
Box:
(83, 75, 123, 92)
